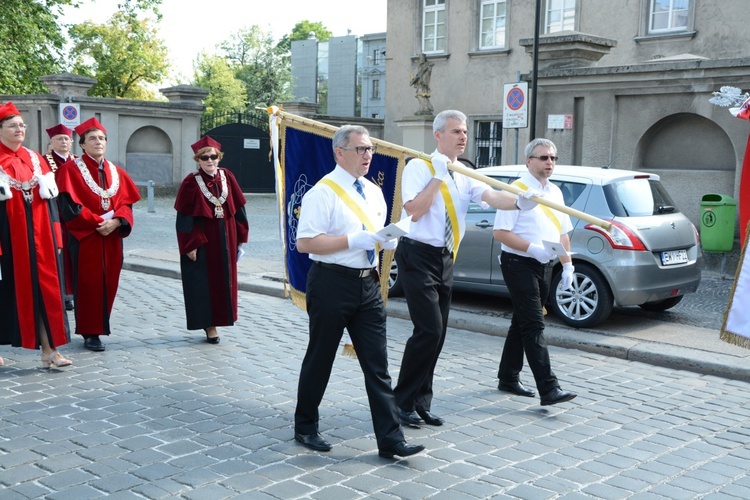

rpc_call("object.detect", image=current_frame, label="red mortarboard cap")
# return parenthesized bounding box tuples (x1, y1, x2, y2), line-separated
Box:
(0, 102, 21, 121)
(46, 123, 74, 138)
(75, 117, 106, 136)
(191, 135, 222, 153)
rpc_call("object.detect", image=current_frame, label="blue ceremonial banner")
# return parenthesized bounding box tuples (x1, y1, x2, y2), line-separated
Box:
(268, 110, 406, 309)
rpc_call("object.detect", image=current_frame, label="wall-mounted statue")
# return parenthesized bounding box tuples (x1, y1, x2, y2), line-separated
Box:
(410, 53, 434, 116)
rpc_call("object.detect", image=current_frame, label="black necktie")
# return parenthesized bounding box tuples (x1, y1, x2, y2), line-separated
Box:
(354, 179, 375, 266)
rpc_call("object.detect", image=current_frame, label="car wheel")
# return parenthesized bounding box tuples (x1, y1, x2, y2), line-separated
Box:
(638, 296, 683, 312)
(388, 257, 403, 297)
(549, 262, 614, 328)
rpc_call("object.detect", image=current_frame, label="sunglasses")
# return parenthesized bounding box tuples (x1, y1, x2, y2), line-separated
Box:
(529, 155, 559, 162)
(199, 154, 219, 161)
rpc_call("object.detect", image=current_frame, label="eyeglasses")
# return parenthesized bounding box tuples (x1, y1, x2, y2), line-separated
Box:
(529, 155, 559, 162)
(339, 145, 377, 155)
(3, 123, 27, 130)
(199, 154, 219, 161)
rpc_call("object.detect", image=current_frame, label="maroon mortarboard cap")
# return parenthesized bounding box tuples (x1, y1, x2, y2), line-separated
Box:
(46, 123, 73, 138)
(191, 135, 221, 153)
(75, 117, 106, 136)
(0, 102, 21, 121)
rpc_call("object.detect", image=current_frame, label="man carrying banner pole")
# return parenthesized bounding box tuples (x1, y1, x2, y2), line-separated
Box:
(293, 124, 425, 459)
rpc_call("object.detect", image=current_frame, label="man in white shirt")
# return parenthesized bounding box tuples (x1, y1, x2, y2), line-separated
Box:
(293, 124, 424, 459)
(493, 138, 577, 406)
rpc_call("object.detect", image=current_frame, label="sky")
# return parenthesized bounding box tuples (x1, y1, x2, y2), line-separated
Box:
(60, 0, 388, 85)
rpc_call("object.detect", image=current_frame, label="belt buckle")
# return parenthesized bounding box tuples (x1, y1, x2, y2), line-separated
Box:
(358, 269, 369, 278)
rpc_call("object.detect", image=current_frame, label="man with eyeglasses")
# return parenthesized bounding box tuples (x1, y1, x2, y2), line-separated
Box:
(393, 109, 537, 428)
(293, 124, 424, 459)
(55, 117, 141, 352)
(492, 138, 577, 406)
(44, 124, 77, 311)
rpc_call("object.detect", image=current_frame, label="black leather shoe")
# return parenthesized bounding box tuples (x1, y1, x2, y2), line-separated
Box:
(65, 300, 74, 311)
(498, 380, 536, 397)
(83, 336, 105, 352)
(416, 409, 444, 426)
(540, 388, 577, 406)
(204, 329, 220, 344)
(396, 408, 424, 427)
(378, 441, 425, 459)
(294, 432, 332, 452)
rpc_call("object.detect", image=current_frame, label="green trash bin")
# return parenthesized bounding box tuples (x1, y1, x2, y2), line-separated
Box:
(700, 194, 736, 252)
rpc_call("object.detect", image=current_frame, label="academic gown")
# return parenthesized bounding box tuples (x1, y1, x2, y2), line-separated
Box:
(0, 143, 70, 349)
(55, 153, 141, 336)
(46, 151, 75, 296)
(174, 167, 248, 330)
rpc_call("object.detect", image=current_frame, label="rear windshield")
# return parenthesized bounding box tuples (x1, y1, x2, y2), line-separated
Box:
(602, 179, 679, 217)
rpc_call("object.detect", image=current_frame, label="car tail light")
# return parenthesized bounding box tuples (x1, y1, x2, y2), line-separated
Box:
(692, 222, 700, 245)
(585, 220, 647, 251)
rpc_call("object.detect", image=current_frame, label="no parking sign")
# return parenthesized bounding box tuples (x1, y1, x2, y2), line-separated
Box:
(503, 82, 528, 129)
(59, 103, 81, 128)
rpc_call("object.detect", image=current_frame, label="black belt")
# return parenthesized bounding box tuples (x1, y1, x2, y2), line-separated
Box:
(400, 236, 452, 256)
(501, 251, 553, 267)
(314, 261, 376, 278)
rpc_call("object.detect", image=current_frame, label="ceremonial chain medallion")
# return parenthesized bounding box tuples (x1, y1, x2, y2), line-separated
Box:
(194, 170, 228, 218)
(45, 154, 58, 172)
(0, 148, 44, 203)
(75, 158, 120, 210)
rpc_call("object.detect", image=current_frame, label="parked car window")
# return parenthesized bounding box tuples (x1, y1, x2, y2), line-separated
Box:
(603, 179, 680, 217)
(551, 180, 586, 206)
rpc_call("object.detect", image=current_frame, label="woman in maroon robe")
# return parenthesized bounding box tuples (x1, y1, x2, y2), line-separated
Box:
(0, 102, 72, 368)
(174, 136, 249, 344)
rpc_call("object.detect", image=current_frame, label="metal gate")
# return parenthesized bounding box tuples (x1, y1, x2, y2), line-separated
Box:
(201, 111, 272, 193)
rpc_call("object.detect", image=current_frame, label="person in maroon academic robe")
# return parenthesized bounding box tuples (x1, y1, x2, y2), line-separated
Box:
(0, 101, 72, 368)
(44, 123, 76, 311)
(174, 136, 249, 344)
(55, 117, 141, 352)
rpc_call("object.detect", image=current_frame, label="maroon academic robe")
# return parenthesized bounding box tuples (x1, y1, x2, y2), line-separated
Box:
(46, 151, 75, 296)
(55, 153, 141, 336)
(174, 167, 249, 330)
(0, 143, 70, 349)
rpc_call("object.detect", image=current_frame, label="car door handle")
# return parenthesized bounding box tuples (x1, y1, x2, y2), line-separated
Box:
(475, 221, 493, 228)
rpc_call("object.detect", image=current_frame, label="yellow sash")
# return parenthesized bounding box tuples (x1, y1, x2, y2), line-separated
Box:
(513, 180, 562, 233)
(319, 178, 381, 253)
(425, 161, 461, 260)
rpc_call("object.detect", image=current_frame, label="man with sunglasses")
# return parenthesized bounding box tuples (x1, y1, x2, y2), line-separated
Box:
(492, 138, 577, 406)
(55, 117, 141, 352)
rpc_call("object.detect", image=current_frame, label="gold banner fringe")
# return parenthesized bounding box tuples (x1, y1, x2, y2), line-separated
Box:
(719, 220, 750, 348)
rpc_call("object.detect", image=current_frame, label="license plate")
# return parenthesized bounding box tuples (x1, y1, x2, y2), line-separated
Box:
(661, 249, 688, 265)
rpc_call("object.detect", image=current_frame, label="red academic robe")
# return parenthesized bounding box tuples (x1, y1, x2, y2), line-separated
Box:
(55, 153, 141, 336)
(46, 151, 75, 295)
(174, 167, 249, 330)
(0, 143, 69, 349)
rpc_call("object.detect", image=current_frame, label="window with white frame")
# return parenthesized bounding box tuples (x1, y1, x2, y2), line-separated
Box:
(474, 121, 503, 168)
(479, 0, 507, 49)
(649, 0, 689, 33)
(422, 0, 446, 53)
(371, 79, 380, 100)
(545, 0, 576, 33)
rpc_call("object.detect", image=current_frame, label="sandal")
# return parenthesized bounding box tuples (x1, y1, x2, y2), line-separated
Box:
(41, 351, 73, 369)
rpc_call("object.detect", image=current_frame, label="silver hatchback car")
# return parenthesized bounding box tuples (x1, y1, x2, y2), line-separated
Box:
(389, 164, 703, 328)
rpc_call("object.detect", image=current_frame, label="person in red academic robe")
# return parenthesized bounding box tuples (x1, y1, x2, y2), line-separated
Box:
(174, 136, 249, 344)
(44, 123, 76, 311)
(55, 117, 141, 352)
(0, 102, 72, 368)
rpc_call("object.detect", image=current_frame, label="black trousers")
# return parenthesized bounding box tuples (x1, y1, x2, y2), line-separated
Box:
(498, 251, 559, 395)
(393, 239, 453, 412)
(294, 263, 404, 449)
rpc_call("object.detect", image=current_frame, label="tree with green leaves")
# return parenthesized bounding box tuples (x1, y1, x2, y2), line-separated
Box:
(0, 0, 74, 94)
(192, 53, 247, 115)
(68, 0, 168, 99)
(276, 20, 332, 53)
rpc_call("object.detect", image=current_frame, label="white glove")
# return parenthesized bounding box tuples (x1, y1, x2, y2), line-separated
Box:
(348, 230, 385, 251)
(380, 238, 398, 251)
(527, 243, 554, 264)
(37, 172, 59, 199)
(0, 177, 12, 201)
(516, 188, 542, 211)
(560, 262, 575, 290)
(431, 152, 450, 180)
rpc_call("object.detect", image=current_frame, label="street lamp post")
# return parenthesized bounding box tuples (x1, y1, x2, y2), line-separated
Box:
(530, 0, 541, 140)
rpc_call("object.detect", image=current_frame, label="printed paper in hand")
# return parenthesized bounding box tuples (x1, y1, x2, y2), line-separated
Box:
(542, 239, 569, 256)
(377, 216, 412, 240)
(101, 210, 115, 220)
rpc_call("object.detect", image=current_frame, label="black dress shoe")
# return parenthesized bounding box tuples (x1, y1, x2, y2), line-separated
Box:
(498, 380, 536, 397)
(83, 336, 105, 352)
(294, 432, 332, 452)
(65, 300, 74, 311)
(378, 441, 425, 459)
(540, 387, 577, 406)
(396, 408, 424, 427)
(416, 409, 444, 426)
(204, 329, 220, 344)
